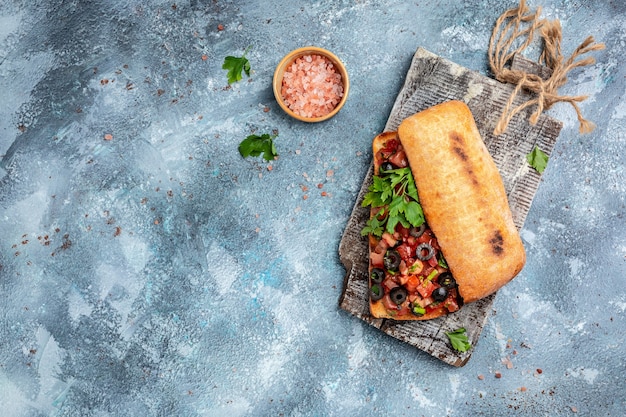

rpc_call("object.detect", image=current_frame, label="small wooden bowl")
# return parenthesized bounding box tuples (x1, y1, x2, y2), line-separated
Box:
(273, 46, 349, 123)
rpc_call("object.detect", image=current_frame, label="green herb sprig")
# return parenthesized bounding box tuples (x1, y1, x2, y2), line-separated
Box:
(360, 167, 425, 237)
(526, 145, 549, 174)
(222, 46, 252, 84)
(239, 133, 277, 161)
(446, 327, 471, 352)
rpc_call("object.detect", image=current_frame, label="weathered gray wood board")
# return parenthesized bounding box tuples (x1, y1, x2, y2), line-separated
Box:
(338, 47, 563, 367)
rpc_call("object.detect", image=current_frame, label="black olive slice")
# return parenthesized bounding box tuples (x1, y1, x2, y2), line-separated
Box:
(415, 243, 435, 261)
(383, 249, 401, 271)
(409, 224, 427, 238)
(370, 268, 385, 284)
(370, 284, 384, 301)
(432, 286, 448, 302)
(437, 272, 456, 289)
(389, 287, 408, 305)
(380, 162, 395, 173)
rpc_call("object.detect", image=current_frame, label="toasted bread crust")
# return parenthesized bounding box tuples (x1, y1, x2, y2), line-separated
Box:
(397, 100, 525, 303)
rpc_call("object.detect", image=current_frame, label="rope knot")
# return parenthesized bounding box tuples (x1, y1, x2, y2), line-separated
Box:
(488, 0, 605, 135)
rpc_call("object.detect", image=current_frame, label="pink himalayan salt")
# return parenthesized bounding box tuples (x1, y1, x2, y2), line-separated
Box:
(281, 54, 344, 118)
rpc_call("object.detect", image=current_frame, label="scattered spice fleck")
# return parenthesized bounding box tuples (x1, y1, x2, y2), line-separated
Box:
(217, 24, 224, 31)
(477, 374, 485, 380)
(570, 406, 578, 413)
(321, 191, 328, 197)
(303, 195, 308, 200)
(114, 226, 122, 237)
(537, 368, 543, 374)
(317, 183, 323, 189)
(201, 54, 208, 61)
(300, 185, 309, 192)
(104, 133, 113, 141)
(263, 106, 270, 112)
(326, 169, 334, 177)
(495, 372, 502, 379)
(267, 165, 273, 171)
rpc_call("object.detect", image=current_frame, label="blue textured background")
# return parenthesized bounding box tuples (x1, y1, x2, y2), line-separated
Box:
(0, 1, 624, 416)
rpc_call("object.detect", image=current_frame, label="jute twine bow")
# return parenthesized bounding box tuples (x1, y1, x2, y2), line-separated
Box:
(488, 0, 605, 136)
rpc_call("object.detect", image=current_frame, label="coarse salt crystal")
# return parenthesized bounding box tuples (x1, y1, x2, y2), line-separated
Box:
(281, 54, 344, 118)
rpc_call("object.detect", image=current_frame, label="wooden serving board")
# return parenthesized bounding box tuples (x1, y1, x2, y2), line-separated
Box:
(338, 47, 562, 367)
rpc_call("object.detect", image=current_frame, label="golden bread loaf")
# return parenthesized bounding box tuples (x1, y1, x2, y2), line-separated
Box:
(397, 100, 526, 303)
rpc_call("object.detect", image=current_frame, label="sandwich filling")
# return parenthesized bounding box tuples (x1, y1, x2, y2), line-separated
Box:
(362, 135, 462, 318)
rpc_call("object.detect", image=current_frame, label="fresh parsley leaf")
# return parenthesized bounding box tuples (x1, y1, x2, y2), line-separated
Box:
(446, 327, 471, 352)
(238, 133, 277, 161)
(437, 253, 448, 269)
(526, 145, 549, 174)
(361, 167, 425, 238)
(222, 46, 252, 84)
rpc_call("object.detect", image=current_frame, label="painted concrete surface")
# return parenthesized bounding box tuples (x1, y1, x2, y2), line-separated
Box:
(0, 1, 624, 416)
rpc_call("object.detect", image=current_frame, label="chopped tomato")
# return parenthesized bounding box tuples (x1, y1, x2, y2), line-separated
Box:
(396, 304, 411, 316)
(427, 254, 439, 267)
(374, 239, 389, 254)
(370, 251, 384, 267)
(388, 149, 408, 168)
(381, 139, 399, 155)
(405, 275, 420, 293)
(395, 243, 413, 261)
(381, 232, 397, 247)
(399, 261, 408, 276)
(382, 294, 398, 310)
(396, 224, 410, 239)
(383, 278, 399, 291)
(444, 296, 460, 313)
(416, 279, 436, 299)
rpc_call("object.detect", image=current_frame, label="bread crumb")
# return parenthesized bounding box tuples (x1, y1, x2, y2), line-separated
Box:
(570, 406, 578, 413)
(477, 374, 485, 380)
(104, 133, 113, 140)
